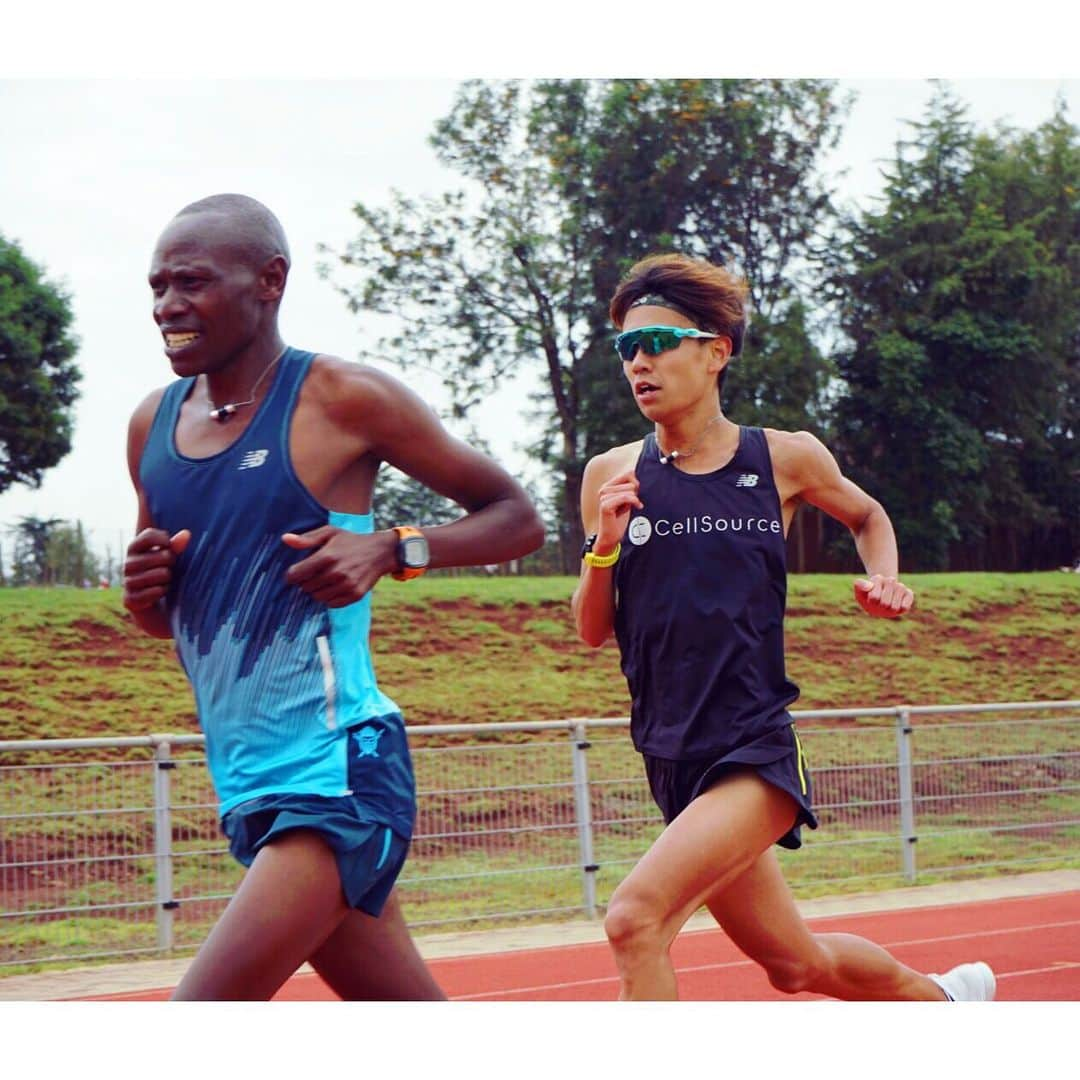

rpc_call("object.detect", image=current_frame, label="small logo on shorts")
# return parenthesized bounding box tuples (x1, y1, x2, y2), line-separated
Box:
(238, 449, 269, 470)
(627, 516, 652, 546)
(354, 726, 384, 758)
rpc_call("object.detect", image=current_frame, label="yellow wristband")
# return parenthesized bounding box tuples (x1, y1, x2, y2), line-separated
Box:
(583, 543, 621, 569)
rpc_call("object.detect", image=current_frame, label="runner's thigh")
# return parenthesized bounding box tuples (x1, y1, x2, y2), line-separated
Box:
(705, 847, 820, 967)
(614, 770, 801, 933)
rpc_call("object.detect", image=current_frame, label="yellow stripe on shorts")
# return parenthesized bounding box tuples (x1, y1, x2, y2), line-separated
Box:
(791, 724, 808, 796)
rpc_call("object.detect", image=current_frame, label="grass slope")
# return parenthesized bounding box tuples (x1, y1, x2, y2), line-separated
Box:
(0, 573, 1075, 741)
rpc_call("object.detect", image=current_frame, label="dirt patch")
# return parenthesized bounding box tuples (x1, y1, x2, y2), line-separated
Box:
(69, 619, 131, 646)
(11, 619, 155, 672)
(374, 599, 584, 659)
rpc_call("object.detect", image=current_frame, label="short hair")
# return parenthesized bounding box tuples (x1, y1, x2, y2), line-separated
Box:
(609, 253, 749, 357)
(174, 193, 291, 271)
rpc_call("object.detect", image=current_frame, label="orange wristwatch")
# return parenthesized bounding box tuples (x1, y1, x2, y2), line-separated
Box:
(392, 526, 429, 581)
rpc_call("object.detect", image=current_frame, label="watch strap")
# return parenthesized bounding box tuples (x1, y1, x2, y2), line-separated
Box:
(392, 525, 428, 581)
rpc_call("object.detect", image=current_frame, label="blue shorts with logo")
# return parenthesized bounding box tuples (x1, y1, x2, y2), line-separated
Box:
(220, 718, 414, 917)
(643, 723, 818, 850)
(222, 793, 410, 916)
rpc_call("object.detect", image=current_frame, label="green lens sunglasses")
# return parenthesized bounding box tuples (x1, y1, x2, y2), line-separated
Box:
(613, 325, 720, 363)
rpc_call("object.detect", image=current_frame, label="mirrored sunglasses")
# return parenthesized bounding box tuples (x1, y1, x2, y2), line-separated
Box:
(613, 325, 720, 363)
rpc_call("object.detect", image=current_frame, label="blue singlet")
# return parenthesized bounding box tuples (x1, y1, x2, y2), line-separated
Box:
(138, 347, 413, 836)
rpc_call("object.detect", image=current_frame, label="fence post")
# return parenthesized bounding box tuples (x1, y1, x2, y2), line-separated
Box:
(894, 707, 917, 883)
(152, 736, 176, 951)
(569, 722, 598, 919)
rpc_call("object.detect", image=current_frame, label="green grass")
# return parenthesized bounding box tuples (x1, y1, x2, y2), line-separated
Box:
(0, 573, 1076, 741)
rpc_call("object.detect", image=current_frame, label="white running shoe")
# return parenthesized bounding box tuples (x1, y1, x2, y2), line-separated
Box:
(929, 961, 997, 1001)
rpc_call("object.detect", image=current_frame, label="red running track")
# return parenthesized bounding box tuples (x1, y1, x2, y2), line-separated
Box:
(82, 890, 1080, 1002)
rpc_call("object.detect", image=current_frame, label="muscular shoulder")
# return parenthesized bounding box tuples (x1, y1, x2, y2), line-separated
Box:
(304, 355, 434, 431)
(582, 440, 644, 486)
(763, 428, 836, 487)
(303, 354, 394, 415)
(130, 385, 168, 422)
(126, 386, 170, 481)
(127, 386, 168, 447)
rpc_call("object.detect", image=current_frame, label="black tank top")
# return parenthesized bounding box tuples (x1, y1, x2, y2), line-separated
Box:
(613, 426, 800, 760)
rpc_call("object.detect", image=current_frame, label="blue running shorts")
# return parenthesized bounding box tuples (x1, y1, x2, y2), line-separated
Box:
(222, 793, 410, 916)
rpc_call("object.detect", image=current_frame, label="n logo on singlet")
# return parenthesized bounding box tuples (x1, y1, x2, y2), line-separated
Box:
(238, 449, 269, 470)
(735, 473, 759, 488)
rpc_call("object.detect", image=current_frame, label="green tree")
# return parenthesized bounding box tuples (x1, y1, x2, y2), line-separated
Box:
(7, 516, 100, 585)
(968, 100, 1080, 569)
(829, 86, 1079, 570)
(0, 235, 81, 493)
(9, 515, 63, 584)
(46, 520, 100, 586)
(322, 79, 847, 570)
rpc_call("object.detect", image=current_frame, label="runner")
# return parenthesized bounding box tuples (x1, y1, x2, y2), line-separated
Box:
(123, 193, 544, 1000)
(572, 252, 995, 1001)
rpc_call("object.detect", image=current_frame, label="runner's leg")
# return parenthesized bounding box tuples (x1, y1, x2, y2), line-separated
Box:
(172, 829, 350, 1000)
(705, 846, 946, 1000)
(308, 889, 446, 1000)
(604, 769, 797, 1000)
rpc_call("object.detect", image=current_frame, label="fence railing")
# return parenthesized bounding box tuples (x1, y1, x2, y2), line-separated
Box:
(2, 700, 1078, 971)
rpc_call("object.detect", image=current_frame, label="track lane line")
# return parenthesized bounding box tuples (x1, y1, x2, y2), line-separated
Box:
(998, 961, 1080, 979)
(445, 918, 1080, 999)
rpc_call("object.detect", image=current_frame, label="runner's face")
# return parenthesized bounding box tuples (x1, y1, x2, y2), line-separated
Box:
(620, 305, 723, 420)
(148, 214, 266, 377)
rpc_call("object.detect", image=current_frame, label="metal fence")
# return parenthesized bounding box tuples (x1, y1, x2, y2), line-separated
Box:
(1, 700, 1078, 971)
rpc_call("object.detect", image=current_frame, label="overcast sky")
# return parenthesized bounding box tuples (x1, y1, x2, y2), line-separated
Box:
(2, 15, 1080, 567)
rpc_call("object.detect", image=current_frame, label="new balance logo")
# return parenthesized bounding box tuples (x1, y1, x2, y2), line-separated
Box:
(735, 473, 759, 488)
(238, 450, 269, 470)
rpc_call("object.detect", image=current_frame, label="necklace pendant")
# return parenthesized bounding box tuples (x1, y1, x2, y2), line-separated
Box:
(209, 403, 238, 422)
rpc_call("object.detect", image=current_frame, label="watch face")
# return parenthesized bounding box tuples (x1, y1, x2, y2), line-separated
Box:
(400, 535, 429, 569)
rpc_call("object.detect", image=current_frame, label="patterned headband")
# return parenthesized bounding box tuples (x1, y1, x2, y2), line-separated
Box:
(629, 292, 717, 333)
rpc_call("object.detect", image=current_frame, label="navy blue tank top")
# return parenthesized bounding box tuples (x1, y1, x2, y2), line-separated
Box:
(613, 427, 800, 760)
(138, 347, 413, 834)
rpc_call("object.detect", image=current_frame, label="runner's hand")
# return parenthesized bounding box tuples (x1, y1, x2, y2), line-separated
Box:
(122, 528, 191, 611)
(594, 469, 643, 552)
(854, 574, 915, 619)
(282, 526, 398, 607)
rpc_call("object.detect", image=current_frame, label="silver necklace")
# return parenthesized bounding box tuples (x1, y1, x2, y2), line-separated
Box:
(208, 347, 287, 422)
(657, 414, 724, 465)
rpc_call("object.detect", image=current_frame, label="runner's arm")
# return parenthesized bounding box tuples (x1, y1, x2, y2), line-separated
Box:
(359, 369, 545, 570)
(786, 431, 914, 618)
(572, 451, 642, 647)
(282, 365, 545, 607)
(122, 392, 188, 638)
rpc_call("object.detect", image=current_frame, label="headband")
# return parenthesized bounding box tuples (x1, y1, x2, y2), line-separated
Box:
(629, 292, 718, 333)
